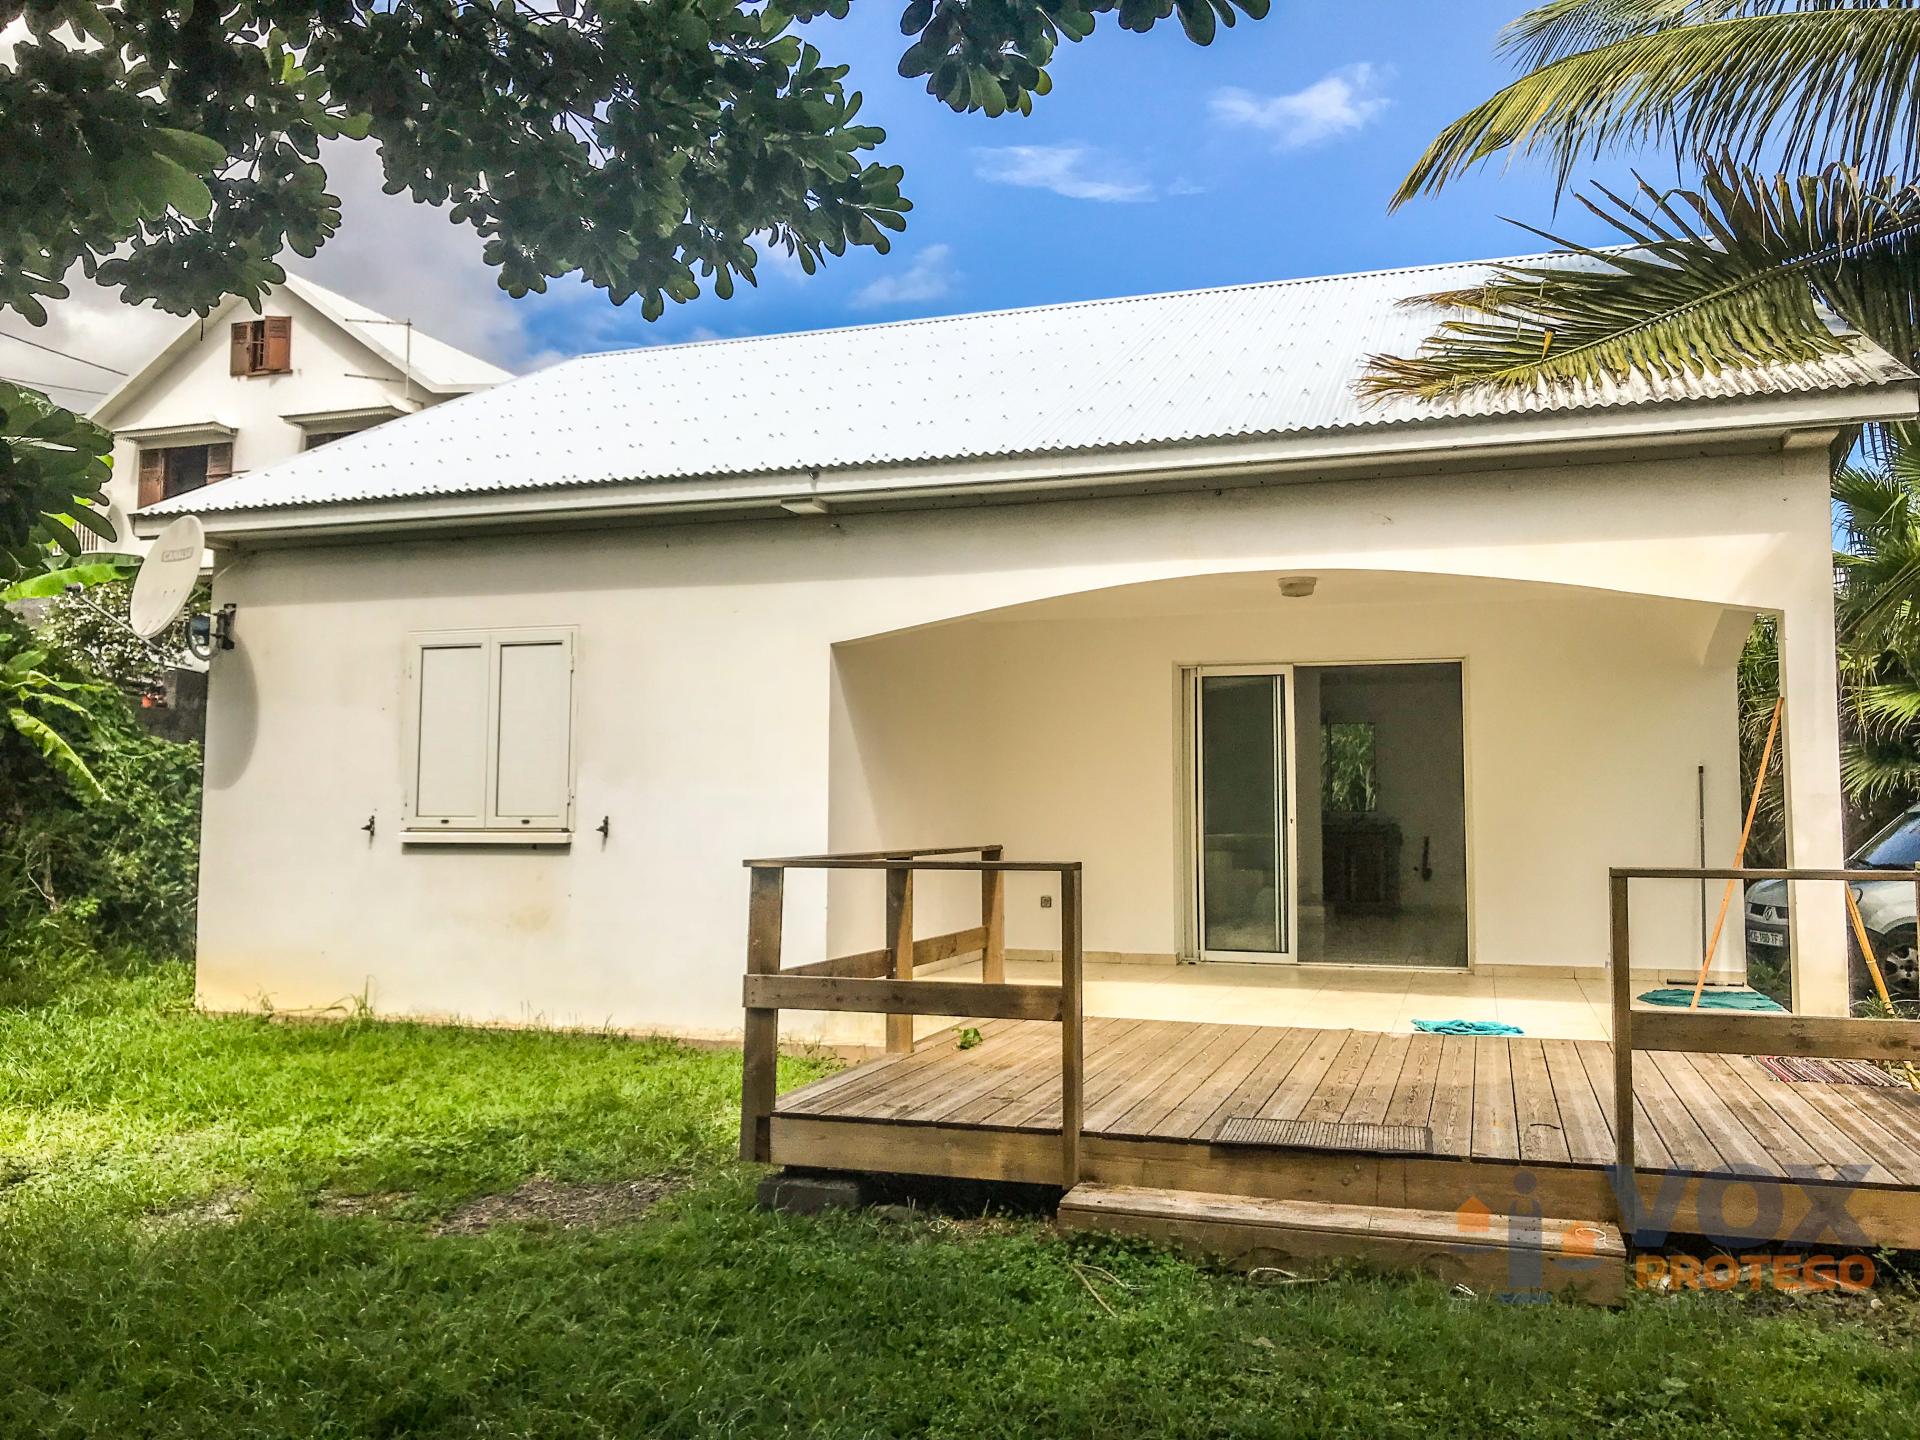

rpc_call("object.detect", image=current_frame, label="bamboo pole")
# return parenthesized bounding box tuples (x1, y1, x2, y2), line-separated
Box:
(1689, 695, 1784, 1009)
(1846, 883, 1920, 1090)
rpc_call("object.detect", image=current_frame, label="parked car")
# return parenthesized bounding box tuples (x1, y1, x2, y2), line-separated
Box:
(1745, 806, 1920, 1002)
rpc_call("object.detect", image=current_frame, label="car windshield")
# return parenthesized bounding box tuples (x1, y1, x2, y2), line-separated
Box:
(1855, 810, 1920, 869)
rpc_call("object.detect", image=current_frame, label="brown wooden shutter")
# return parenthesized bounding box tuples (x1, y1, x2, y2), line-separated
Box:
(229, 323, 253, 376)
(263, 316, 292, 373)
(137, 448, 166, 507)
(204, 442, 233, 483)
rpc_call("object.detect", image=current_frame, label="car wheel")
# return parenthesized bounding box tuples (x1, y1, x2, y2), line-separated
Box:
(1868, 928, 1919, 1005)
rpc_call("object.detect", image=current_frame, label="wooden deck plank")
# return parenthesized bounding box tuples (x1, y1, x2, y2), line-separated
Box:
(1381, 1034, 1444, 1131)
(1257, 1030, 1350, 1122)
(1341, 1033, 1414, 1128)
(1575, 1040, 1673, 1170)
(831, 1020, 1046, 1120)
(990, 1016, 1176, 1129)
(1635, 1052, 1737, 1174)
(940, 1021, 1144, 1127)
(875, 1020, 1069, 1123)
(1111, 1024, 1268, 1138)
(777, 1018, 1012, 1115)
(1088, 1024, 1232, 1133)
(943, 1019, 1131, 1128)
(1800, 1084, 1920, 1185)
(1689, 1052, 1894, 1183)
(1470, 1036, 1518, 1161)
(1294, 1031, 1381, 1125)
(1656, 1052, 1795, 1177)
(1425, 1035, 1475, 1158)
(1541, 1039, 1614, 1167)
(1511, 1039, 1572, 1165)
(1181, 1027, 1321, 1140)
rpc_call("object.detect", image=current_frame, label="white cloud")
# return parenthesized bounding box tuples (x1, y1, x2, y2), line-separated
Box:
(1210, 64, 1392, 151)
(297, 139, 535, 369)
(852, 245, 959, 309)
(29, 137, 555, 402)
(972, 145, 1153, 203)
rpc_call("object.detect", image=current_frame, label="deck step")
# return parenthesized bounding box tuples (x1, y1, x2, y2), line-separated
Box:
(1058, 1184, 1625, 1304)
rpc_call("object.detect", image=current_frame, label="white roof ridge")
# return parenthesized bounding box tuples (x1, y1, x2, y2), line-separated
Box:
(574, 249, 1582, 362)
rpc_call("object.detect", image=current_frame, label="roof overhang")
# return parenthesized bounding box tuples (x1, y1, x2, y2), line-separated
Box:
(117, 419, 237, 447)
(279, 404, 409, 432)
(136, 380, 1920, 546)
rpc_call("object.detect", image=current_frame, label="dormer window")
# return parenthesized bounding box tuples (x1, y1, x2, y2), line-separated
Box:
(230, 317, 292, 376)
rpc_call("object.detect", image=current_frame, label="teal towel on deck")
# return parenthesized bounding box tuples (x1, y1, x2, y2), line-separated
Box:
(1637, 987, 1785, 1012)
(1412, 1019, 1524, 1036)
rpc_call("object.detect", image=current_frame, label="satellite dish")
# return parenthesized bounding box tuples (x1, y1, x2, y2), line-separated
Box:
(129, 515, 205, 639)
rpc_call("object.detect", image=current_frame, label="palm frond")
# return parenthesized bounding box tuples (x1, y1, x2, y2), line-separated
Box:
(1361, 161, 1920, 402)
(1852, 678, 1920, 733)
(1842, 737, 1920, 802)
(1394, 5, 1920, 206)
(1498, 2, 1876, 68)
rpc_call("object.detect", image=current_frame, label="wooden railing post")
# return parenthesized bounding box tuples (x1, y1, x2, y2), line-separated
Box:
(1059, 864, 1084, 1189)
(981, 845, 1006, 984)
(885, 865, 915, 1054)
(1609, 870, 1636, 1238)
(740, 865, 785, 1163)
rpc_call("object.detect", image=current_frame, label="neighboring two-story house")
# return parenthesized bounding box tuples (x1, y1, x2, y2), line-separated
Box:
(90, 274, 510, 550)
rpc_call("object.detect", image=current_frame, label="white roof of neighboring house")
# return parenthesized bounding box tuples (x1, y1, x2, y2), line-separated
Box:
(92, 272, 511, 427)
(279, 274, 513, 393)
(146, 252, 1917, 520)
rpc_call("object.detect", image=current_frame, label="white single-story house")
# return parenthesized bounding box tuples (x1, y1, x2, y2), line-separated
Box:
(137, 256, 1920, 1044)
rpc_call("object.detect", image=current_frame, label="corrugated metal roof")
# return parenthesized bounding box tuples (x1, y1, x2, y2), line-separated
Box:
(150, 253, 1915, 518)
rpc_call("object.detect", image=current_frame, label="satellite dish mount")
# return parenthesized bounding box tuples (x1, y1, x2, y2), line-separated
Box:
(128, 515, 233, 660)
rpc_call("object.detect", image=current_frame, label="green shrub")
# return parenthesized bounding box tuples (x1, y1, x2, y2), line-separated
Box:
(0, 642, 201, 999)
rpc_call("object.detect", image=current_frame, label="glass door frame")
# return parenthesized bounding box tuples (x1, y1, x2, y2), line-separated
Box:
(1184, 664, 1300, 965)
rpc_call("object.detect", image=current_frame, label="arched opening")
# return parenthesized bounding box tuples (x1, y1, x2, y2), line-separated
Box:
(827, 568, 1758, 1037)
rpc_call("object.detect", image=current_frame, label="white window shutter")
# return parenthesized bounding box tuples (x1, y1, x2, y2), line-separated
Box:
(487, 633, 574, 829)
(411, 640, 489, 825)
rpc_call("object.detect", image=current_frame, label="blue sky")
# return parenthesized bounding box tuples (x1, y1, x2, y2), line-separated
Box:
(515, 0, 1662, 361)
(22, 1, 1672, 397)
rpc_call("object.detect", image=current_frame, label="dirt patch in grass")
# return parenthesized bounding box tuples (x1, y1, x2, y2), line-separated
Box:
(314, 1190, 412, 1221)
(147, 1187, 251, 1231)
(432, 1176, 685, 1236)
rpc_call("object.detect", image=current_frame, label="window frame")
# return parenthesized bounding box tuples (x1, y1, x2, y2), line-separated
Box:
(400, 626, 578, 844)
(229, 316, 292, 377)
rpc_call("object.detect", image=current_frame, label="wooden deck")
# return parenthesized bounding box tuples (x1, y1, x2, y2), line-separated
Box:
(772, 1016, 1920, 1248)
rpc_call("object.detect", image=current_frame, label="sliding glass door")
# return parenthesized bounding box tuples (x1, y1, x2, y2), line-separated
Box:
(1192, 667, 1296, 963)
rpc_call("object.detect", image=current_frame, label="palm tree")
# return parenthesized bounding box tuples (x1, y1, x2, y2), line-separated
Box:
(1835, 425, 1920, 815)
(1364, 1, 1920, 403)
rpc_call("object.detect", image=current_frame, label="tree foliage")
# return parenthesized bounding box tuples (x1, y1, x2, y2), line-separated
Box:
(31, 578, 200, 693)
(0, 661, 202, 985)
(1368, 0, 1920, 403)
(2, 0, 1265, 326)
(0, 382, 114, 583)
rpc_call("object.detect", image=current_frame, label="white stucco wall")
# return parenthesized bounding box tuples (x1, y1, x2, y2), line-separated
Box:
(193, 441, 1847, 1037)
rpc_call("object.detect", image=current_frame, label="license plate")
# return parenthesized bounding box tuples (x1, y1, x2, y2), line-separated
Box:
(1751, 930, 1785, 947)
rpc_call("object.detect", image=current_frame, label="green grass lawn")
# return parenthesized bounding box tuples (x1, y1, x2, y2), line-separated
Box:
(4, 966, 1920, 1438)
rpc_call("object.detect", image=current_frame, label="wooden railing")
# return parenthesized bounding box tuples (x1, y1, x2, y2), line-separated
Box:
(739, 844, 1085, 1185)
(1609, 866, 1920, 1229)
